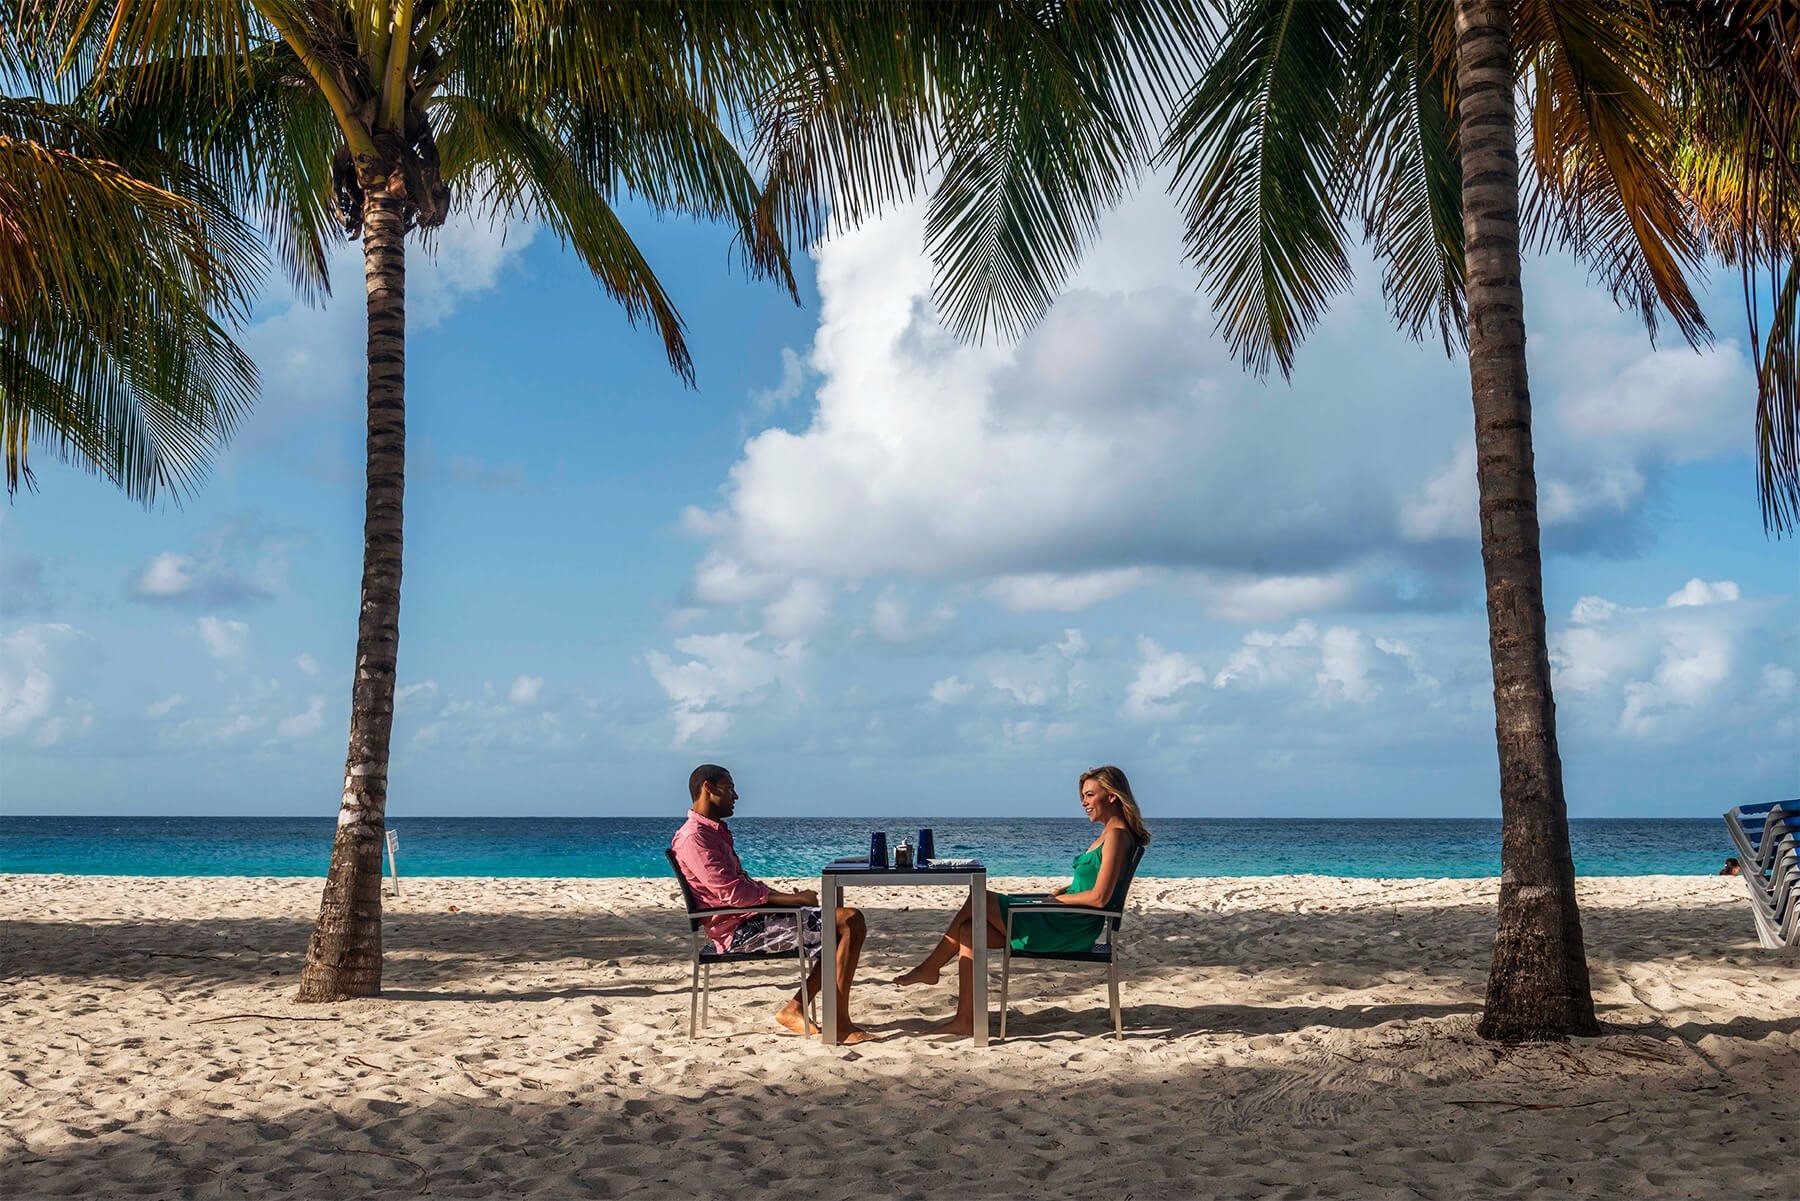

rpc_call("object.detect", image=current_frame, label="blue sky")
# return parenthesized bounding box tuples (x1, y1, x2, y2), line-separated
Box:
(2, 181, 1795, 819)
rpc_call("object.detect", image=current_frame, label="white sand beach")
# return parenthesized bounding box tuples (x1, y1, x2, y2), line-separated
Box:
(3, 873, 1795, 1199)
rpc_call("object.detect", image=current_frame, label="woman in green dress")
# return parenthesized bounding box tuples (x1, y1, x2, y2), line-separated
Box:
(894, 765, 1151, 1037)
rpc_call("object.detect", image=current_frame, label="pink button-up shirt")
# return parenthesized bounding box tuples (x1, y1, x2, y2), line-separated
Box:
(671, 810, 771, 951)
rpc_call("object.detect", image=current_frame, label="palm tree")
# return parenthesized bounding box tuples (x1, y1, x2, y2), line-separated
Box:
(1, 31, 260, 504)
(774, 0, 1764, 1040)
(1448, 0, 1603, 1041)
(1152, 0, 1747, 1039)
(70, 0, 801, 1001)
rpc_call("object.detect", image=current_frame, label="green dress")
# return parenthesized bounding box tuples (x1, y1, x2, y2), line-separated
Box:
(997, 844, 1107, 952)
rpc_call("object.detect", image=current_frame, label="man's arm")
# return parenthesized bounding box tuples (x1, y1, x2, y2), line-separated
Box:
(764, 887, 818, 907)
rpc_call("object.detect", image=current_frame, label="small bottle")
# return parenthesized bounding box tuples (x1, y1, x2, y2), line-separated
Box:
(894, 837, 913, 870)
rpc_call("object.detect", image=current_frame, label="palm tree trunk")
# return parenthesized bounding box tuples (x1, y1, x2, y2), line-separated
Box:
(1451, 0, 1599, 1041)
(296, 183, 407, 1002)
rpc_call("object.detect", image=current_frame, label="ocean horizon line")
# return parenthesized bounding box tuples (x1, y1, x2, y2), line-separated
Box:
(1, 814, 1737, 879)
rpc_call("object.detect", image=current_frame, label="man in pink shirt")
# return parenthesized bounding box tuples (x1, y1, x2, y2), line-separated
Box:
(671, 764, 872, 1042)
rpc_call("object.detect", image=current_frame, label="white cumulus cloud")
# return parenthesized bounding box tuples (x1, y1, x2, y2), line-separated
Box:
(680, 189, 1760, 630)
(126, 520, 292, 607)
(867, 589, 955, 643)
(1124, 637, 1209, 721)
(0, 624, 78, 739)
(763, 579, 834, 640)
(1551, 580, 1791, 739)
(985, 570, 1153, 613)
(195, 617, 250, 660)
(1666, 578, 1741, 608)
(131, 552, 198, 598)
(275, 697, 327, 740)
(929, 675, 974, 705)
(145, 693, 184, 718)
(646, 633, 804, 747)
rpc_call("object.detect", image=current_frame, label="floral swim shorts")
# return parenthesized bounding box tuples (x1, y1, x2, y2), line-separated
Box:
(727, 907, 823, 954)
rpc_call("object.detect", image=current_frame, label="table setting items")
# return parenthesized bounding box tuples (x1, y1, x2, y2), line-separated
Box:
(842, 828, 946, 870)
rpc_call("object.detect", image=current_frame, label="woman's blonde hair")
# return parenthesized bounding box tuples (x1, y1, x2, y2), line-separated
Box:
(1080, 765, 1151, 847)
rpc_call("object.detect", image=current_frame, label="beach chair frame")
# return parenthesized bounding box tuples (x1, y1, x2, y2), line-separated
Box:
(1722, 801, 1800, 950)
(665, 849, 820, 1038)
(997, 842, 1145, 1041)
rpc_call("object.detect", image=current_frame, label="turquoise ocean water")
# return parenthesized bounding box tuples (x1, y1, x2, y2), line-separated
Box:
(0, 816, 1736, 878)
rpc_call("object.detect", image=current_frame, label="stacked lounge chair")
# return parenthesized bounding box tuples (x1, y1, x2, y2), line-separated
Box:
(1722, 800, 1800, 949)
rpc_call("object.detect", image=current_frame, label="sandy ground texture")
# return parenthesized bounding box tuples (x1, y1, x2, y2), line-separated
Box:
(2, 873, 1796, 1200)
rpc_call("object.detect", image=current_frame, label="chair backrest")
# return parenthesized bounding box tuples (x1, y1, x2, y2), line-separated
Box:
(1102, 840, 1147, 930)
(666, 848, 704, 929)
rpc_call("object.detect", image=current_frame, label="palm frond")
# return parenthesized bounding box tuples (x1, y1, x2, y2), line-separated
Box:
(926, 0, 1180, 342)
(1345, 0, 1465, 351)
(1753, 261, 1800, 531)
(434, 95, 694, 383)
(1163, 0, 1357, 377)
(98, 41, 344, 299)
(1516, 0, 1710, 347)
(2, 271, 257, 503)
(0, 88, 260, 501)
(748, 15, 938, 259)
(65, 0, 265, 101)
(1654, 0, 1800, 532)
(550, 82, 797, 298)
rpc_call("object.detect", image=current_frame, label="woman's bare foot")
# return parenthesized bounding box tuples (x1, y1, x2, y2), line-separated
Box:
(775, 1000, 820, 1036)
(892, 964, 940, 987)
(839, 1025, 881, 1045)
(925, 1015, 973, 1037)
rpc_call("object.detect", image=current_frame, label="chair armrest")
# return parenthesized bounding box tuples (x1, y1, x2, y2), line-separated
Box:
(1005, 902, 1125, 918)
(689, 904, 811, 918)
(1004, 903, 1126, 937)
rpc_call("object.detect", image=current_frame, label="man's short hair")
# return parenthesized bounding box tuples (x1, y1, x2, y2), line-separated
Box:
(689, 764, 731, 803)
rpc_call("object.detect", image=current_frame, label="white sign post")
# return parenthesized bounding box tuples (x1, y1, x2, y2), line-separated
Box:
(384, 829, 401, 898)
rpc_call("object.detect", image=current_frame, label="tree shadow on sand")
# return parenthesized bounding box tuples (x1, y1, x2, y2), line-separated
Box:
(0, 898, 1767, 993)
(3, 1048, 1790, 1200)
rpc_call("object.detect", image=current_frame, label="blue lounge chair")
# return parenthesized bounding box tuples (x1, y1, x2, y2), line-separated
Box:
(998, 841, 1146, 1040)
(666, 849, 818, 1037)
(1722, 801, 1800, 949)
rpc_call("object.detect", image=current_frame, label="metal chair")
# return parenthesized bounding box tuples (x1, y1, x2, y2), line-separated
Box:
(998, 841, 1146, 1040)
(665, 849, 818, 1037)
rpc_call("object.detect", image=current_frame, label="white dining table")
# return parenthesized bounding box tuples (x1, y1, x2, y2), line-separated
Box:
(818, 862, 989, 1047)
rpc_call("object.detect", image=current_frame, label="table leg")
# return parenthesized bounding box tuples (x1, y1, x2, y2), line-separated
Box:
(820, 874, 839, 1046)
(970, 872, 988, 1046)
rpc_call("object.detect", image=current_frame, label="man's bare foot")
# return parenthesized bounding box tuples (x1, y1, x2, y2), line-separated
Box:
(839, 1025, 881, 1045)
(925, 1016, 973, 1037)
(775, 1000, 820, 1036)
(893, 964, 941, 988)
